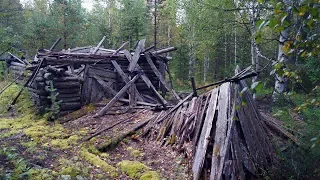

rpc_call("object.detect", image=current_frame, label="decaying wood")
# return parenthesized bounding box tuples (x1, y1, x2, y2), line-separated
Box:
(50, 37, 62, 51)
(152, 46, 177, 55)
(145, 53, 181, 101)
(98, 115, 156, 151)
(85, 114, 137, 141)
(92, 36, 106, 54)
(94, 74, 141, 118)
(192, 88, 219, 180)
(156, 93, 194, 123)
(128, 39, 146, 72)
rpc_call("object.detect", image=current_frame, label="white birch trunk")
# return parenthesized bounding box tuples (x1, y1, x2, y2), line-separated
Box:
(188, 24, 196, 79)
(272, 29, 289, 101)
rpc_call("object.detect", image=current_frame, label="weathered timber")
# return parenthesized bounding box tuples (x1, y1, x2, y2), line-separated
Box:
(145, 53, 181, 101)
(111, 60, 144, 101)
(98, 115, 156, 151)
(192, 88, 219, 180)
(50, 37, 62, 50)
(210, 83, 231, 180)
(92, 36, 106, 54)
(128, 39, 145, 72)
(156, 93, 194, 123)
(152, 47, 177, 55)
(94, 74, 141, 118)
(124, 49, 167, 107)
(0, 73, 24, 96)
(60, 102, 81, 110)
(10, 61, 26, 67)
(85, 114, 137, 141)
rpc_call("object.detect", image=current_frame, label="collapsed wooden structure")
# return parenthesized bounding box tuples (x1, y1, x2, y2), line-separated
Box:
(1, 38, 295, 179)
(140, 68, 275, 179)
(3, 37, 179, 116)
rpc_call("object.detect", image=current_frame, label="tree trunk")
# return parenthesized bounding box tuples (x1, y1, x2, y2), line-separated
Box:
(188, 24, 196, 79)
(272, 29, 289, 101)
(203, 54, 209, 83)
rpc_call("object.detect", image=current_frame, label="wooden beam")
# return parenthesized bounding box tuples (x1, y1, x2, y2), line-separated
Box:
(156, 93, 194, 123)
(152, 47, 177, 55)
(92, 36, 106, 54)
(128, 39, 145, 72)
(123, 50, 167, 107)
(112, 41, 129, 55)
(110, 60, 144, 101)
(7, 52, 30, 65)
(93, 75, 118, 96)
(49, 37, 62, 51)
(145, 53, 181, 101)
(190, 77, 198, 97)
(94, 74, 141, 118)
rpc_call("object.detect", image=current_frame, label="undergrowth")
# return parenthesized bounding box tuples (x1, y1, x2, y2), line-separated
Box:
(270, 92, 320, 179)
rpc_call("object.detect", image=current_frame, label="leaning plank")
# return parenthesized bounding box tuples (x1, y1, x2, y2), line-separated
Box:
(8, 52, 30, 65)
(94, 74, 141, 118)
(85, 114, 137, 141)
(98, 115, 156, 151)
(92, 36, 106, 54)
(94, 75, 118, 96)
(210, 83, 231, 180)
(123, 49, 167, 106)
(118, 98, 160, 107)
(0, 73, 24, 96)
(192, 88, 219, 180)
(156, 93, 194, 123)
(110, 60, 144, 101)
(128, 39, 146, 72)
(145, 53, 181, 101)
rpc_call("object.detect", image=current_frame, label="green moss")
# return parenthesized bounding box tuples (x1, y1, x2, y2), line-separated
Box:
(100, 153, 109, 158)
(140, 171, 160, 180)
(0, 84, 34, 115)
(87, 145, 100, 155)
(131, 150, 144, 158)
(51, 139, 70, 149)
(60, 166, 82, 177)
(96, 174, 104, 179)
(126, 147, 144, 158)
(28, 168, 56, 180)
(80, 148, 117, 177)
(117, 160, 149, 178)
(22, 141, 37, 148)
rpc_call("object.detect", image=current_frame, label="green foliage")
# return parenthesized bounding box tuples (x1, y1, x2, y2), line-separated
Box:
(271, 92, 320, 179)
(116, 160, 149, 179)
(46, 80, 61, 121)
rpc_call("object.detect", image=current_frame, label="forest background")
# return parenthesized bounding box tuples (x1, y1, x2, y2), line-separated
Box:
(0, 0, 320, 179)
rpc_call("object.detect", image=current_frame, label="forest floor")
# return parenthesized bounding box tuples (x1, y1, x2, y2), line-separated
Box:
(0, 96, 190, 179)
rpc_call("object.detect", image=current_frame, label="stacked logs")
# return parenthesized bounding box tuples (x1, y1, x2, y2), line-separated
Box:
(44, 67, 82, 116)
(28, 68, 48, 112)
(9, 61, 26, 84)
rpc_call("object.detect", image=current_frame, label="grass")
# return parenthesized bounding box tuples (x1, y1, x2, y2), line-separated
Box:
(270, 91, 320, 179)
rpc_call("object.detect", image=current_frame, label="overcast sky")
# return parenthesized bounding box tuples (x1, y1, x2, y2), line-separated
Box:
(20, 0, 94, 11)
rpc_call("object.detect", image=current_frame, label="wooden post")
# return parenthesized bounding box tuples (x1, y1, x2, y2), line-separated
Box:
(190, 77, 198, 97)
(92, 36, 106, 54)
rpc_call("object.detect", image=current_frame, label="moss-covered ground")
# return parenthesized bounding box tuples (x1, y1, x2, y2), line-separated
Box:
(0, 83, 188, 179)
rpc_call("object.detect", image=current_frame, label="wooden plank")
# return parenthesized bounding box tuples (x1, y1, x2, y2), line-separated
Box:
(93, 75, 118, 96)
(156, 93, 194, 123)
(94, 74, 141, 118)
(192, 88, 219, 180)
(110, 60, 144, 101)
(49, 37, 62, 50)
(145, 53, 181, 101)
(128, 39, 145, 72)
(123, 49, 167, 106)
(92, 36, 106, 54)
(210, 83, 232, 180)
(192, 94, 210, 152)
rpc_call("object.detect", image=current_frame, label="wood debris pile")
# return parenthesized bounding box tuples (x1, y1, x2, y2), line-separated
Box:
(141, 68, 294, 179)
(3, 37, 179, 116)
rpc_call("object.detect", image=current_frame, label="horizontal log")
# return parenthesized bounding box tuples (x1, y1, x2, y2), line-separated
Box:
(88, 67, 117, 79)
(45, 86, 80, 94)
(44, 73, 54, 80)
(47, 81, 80, 89)
(10, 61, 26, 67)
(59, 102, 81, 110)
(53, 76, 81, 82)
(57, 93, 81, 98)
(27, 87, 47, 96)
(57, 96, 81, 103)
